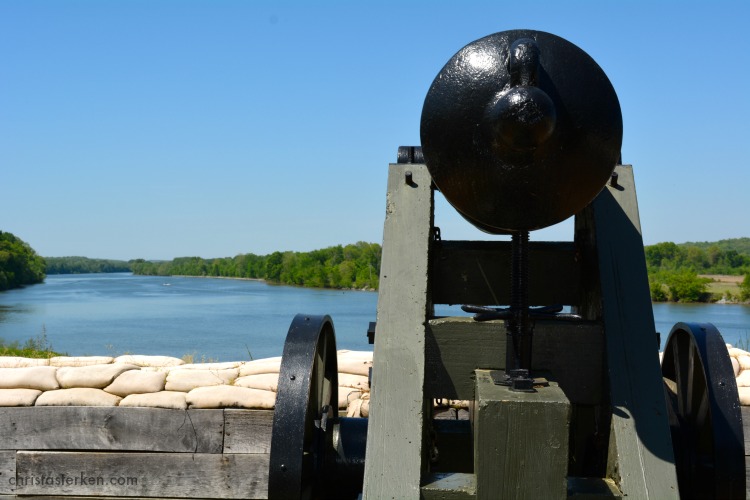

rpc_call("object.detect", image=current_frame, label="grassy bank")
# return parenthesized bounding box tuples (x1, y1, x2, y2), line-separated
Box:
(0, 331, 63, 358)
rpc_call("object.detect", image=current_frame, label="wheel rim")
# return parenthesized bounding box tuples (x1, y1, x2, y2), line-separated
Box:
(661, 322, 745, 499)
(269, 314, 338, 500)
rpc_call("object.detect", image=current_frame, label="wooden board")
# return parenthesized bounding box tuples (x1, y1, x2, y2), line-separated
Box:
(0, 451, 14, 495)
(431, 240, 579, 306)
(583, 165, 679, 498)
(223, 410, 273, 454)
(0, 407, 224, 454)
(426, 317, 604, 404)
(363, 163, 433, 499)
(473, 370, 569, 499)
(13, 451, 268, 499)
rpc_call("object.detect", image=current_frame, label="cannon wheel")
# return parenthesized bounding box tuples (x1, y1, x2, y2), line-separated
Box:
(661, 322, 745, 499)
(268, 314, 338, 500)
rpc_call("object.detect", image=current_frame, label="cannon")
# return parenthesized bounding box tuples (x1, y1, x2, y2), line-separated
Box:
(268, 30, 745, 499)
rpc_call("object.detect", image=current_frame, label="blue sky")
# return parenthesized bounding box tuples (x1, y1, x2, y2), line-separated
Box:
(2, 1, 748, 261)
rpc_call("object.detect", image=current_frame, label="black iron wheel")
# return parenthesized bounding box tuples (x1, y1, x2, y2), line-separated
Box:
(661, 322, 745, 499)
(269, 314, 338, 500)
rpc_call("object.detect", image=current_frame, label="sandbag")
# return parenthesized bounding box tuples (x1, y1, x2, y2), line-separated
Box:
(732, 357, 741, 377)
(56, 364, 139, 389)
(0, 357, 50, 368)
(337, 350, 373, 376)
(338, 373, 370, 390)
(339, 387, 364, 409)
(104, 370, 167, 396)
(736, 370, 750, 388)
(234, 373, 279, 392)
(738, 386, 750, 406)
(50, 356, 114, 367)
(0, 388, 43, 406)
(346, 392, 370, 417)
(238, 357, 282, 377)
(165, 368, 239, 392)
(0, 366, 59, 391)
(35, 388, 122, 406)
(119, 391, 187, 410)
(727, 348, 750, 359)
(186, 385, 276, 409)
(738, 355, 750, 371)
(114, 355, 185, 368)
(170, 361, 242, 371)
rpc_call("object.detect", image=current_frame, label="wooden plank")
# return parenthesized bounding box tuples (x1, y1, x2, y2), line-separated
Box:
(0, 407, 224, 453)
(363, 163, 433, 499)
(14, 451, 268, 499)
(473, 370, 569, 499)
(583, 165, 679, 498)
(223, 410, 273, 454)
(431, 240, 579, 306)
(426, 317, 604, 404)
(0, 451, 14, 495)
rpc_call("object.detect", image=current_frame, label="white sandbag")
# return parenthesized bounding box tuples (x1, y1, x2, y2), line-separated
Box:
(104, 370, 167, 396)
(35, 388, 122, 406)
(346, 392, 370, 417)
(50, 356, 114, 367)
(0, 366, 59, 390)
(238, 357, 282, 376)
(732, 357, 741, 377)
(339, 387, 363, 409)
(337, 351, 373, 376)
(234, 373, 279, 392)
(736, 370, 750, 387)
(727, 348, 750, 358)
(56, 364, 139, 389)
(186, 385, 276, 409)
(738, 386, 750, 406)
(338, 373, 370, 390)
(0, 357, 50, 368)
(165, 368, 239, 392)
(119, 391, 187, 410)
(114, 355, 185, 368)
(0, 388, 43, 406)
(738, 355, 750, 371)
(170, 361, 242, 371)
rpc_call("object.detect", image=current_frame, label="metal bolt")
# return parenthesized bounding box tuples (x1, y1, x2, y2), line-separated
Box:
(290, 375, 296, 380)
(610, 171, 619, 188)
(405, 171, 413, 185)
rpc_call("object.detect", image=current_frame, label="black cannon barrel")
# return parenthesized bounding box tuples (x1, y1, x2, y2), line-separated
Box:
(420, 29, 622, 233)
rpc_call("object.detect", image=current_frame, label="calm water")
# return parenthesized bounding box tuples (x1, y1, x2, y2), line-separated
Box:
(1, 273, 749, 360)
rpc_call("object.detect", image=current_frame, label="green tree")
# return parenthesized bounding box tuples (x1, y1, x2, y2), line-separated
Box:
(0, 231, 46, 291)
(663, 270, 711, 302)
(740, 273, 750, 301)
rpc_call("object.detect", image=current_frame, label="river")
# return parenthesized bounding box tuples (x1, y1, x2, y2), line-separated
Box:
(1, 273, 749, 361)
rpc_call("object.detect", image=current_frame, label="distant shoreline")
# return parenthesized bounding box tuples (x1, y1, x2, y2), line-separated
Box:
(171, 275, 265, 282)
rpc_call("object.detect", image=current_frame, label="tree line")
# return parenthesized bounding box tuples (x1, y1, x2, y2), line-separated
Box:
(45, 256, 131, 274)
(130, 241, 382, 290)
(0, 231, 46, 291)
(645, 240, 750, 302)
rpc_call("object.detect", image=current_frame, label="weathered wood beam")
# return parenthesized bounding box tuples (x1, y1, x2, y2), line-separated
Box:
(12, 451, 268, 499)
(0, 407, 224, 453)
(581, 165, 679, 498)
(363, 163, 434, 499)
(473, 370, 570, 499)
(431, 240, 580, 306)
(426, 317, 604, 405)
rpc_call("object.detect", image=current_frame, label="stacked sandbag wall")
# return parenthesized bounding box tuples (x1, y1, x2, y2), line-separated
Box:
(0, 350, 373, 413)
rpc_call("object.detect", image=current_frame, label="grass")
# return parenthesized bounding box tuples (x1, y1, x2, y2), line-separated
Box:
(0, 327, 63, 358)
